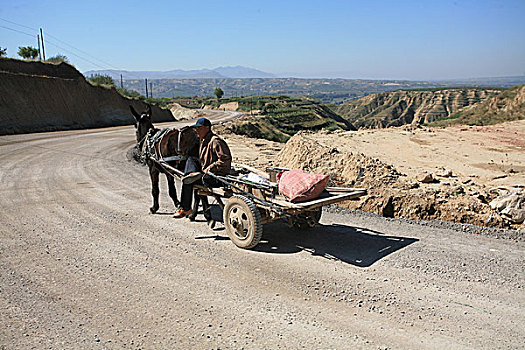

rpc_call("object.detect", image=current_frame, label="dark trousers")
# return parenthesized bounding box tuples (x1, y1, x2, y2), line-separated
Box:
(181, 157, 221, 210)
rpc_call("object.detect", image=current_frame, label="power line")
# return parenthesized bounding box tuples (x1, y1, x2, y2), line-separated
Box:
(0, 17, 147, 84)
(44, 32, 121, 71)
(43, 39, 108, 69)
(0, 17, 36, 31)
(1, 17, 117, 69)
(0, 25, 34, 38)
(1, 24, 107, 69)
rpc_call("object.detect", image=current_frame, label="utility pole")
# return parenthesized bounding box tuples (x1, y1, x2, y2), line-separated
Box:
(39, 28, 46, 60)
(120, 74, 123, 89)
(145, 78, 148, 98)
(150, 82, 153, 98)
(37, 35, 42, 61)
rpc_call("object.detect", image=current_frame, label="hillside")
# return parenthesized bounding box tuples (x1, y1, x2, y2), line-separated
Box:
(429, 85, 525, 126)
(0, 59, 173, 135)
(224, 95, 356, 142)
(335, 88, 503, 129)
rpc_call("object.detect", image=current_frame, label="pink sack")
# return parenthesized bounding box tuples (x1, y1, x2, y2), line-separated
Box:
(278, 169, 330, 203)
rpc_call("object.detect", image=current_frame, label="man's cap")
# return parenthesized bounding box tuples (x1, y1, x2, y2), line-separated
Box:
(191, 117, 212, 127)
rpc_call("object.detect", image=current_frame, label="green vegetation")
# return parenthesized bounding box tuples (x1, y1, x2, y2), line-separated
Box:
(224, 95, 353, 141)
(87, 74, 146, 103)
(117, 87, 142, 99)
(17, 46, 39, 59)
(214, 87, 224, 101)
(229, 118, 291, 142)
(88, 73, 115, 86)
(45, 54, 69, 64)
(0, 47, 6, 57)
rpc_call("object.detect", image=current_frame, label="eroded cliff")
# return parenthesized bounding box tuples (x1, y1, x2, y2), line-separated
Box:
(336, 88, 502, 129)
(0, 59, 173, 135)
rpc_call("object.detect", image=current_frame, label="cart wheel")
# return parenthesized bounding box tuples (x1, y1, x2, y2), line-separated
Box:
(223, 195, 263, 249)
(291, 207, 322, 230)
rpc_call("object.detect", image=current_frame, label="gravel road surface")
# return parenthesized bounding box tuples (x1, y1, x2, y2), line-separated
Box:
(0, 121, 523, 349)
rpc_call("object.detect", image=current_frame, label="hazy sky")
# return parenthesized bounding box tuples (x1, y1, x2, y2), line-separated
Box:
(1, 0, 524, 80)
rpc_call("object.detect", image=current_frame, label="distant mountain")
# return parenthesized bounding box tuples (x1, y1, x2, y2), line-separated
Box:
(213, 66, 275, 78)
(84, 66, 276, 80)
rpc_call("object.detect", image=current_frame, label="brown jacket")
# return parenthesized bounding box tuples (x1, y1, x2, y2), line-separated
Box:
(200, 131, 232, 176)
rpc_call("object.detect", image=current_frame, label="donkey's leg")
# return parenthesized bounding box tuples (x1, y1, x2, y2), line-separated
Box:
(201, 195, 216, 228)
(188, 189, 200, 221)
(201, 195, 211, 221)
(150, 167, 160, 214)
(167, 175, 180, 210)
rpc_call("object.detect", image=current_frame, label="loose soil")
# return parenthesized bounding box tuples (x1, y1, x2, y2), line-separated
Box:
(219, 121, 525, 229)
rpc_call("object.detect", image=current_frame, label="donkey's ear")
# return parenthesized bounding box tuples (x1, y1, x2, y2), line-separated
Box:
(146, 104, 152, 116)
(129, 105, 140, 121)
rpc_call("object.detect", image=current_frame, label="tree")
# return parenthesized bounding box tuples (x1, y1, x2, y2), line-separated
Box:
(46, 54, 69, 64)
(18, 46, 39, 59)
(0, 47, 7, 57)
(214, 87, 224, 101)
(87, 74, 115, 86)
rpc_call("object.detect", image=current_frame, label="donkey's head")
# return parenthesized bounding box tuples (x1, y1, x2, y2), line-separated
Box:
(130, 104, 153, 145)
(177, 126, 200, 157)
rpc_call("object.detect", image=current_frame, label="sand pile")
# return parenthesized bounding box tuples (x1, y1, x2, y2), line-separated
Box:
(276, 132, 523, 229)
(168, 103, 198, 120)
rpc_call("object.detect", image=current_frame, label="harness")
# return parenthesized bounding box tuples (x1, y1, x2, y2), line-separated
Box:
(139, 127, 189, 163)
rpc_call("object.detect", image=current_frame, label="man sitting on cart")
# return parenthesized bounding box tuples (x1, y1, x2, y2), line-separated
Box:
(173, 115, 232, 218)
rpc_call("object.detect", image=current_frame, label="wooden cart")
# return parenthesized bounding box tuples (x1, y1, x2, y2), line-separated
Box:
(153, 159, 366, 249)
(196, 167, 366, 249)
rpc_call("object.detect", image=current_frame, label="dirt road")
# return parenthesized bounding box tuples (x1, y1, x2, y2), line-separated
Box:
(0, 122, 523, 349)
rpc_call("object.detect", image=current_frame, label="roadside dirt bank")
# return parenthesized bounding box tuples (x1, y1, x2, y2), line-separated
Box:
(216, 120, 524, 230)
(0, 59, 173, 135)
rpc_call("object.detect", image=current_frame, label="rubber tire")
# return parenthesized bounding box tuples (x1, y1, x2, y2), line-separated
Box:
(223, 195, 263, 249)
(292, 207, 322, 230)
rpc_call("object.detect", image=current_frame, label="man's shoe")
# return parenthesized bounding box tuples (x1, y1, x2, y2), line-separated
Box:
(181, 172, 203, 185)
(173, 207, 193, 218)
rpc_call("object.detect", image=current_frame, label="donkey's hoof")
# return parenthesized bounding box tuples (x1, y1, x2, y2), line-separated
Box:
(150, 206, 158, 214)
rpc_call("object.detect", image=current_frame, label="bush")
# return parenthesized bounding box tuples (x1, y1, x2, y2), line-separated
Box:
(117, 87, 142, 98)
(46, 54, 69, 64)
(88, 74, 114, 86)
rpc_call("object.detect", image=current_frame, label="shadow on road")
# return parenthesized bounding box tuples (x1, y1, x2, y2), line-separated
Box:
(254, 222, 418, 267)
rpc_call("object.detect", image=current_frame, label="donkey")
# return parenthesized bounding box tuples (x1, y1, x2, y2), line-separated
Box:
(130, 104, 203, 217)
